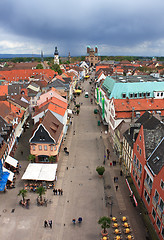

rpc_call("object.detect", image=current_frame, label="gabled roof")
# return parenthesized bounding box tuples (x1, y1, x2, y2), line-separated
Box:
(7, 95, 29, 109)
(30, 110, 63, 144)
(0, 101, 25, 123)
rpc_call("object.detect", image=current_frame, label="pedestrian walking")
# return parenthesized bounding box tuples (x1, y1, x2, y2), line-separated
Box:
(44, 220, 48, 228)
(55, 189, 58, 195)
(53, 189, 55, 195)
(58, 189, 61, 195)
(48, 220, 52, 228)
(61, 189, 63, 195)
(116, 185, 118, 191)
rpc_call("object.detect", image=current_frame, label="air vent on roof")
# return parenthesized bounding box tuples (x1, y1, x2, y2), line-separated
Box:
(140, 79, 144, 82)
(153, 156, 160, 164)
(137, 76, 141, 79)
(121, 80, 126, 83)
(119, 77, 123, 79)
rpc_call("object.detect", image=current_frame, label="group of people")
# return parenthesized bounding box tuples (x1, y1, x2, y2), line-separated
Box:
(44, 220, 52, 228)
(53, 188, 63, 195)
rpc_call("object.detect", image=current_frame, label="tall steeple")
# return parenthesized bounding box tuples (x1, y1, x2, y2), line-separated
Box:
(41, 50, 44, 62)
(54, 47, 59, 65)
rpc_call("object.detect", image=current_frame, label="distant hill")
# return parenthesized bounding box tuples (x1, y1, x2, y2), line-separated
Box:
(0, 54, 52, 59)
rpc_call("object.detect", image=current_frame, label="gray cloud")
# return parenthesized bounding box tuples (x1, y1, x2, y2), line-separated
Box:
(0, 0, 164, 55)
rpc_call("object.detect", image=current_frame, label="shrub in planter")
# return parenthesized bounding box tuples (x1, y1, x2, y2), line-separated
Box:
(96, 166, 105, 176)
(98, 216, 111, 235)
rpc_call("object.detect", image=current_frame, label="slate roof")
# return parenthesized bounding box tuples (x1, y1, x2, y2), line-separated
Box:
(123, 123, 141, 148)
(30, 110, 63, 144)
(147, 137, 164, 175)
(136, 111, 164, 158)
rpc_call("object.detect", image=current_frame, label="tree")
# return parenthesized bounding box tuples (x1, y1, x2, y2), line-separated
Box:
(28, 154, 36, 163)
(98, 216, 111, 234)
(18, 189, 27, 203)
(36, 63, 43, 69)
(36, 186, 46, 202)
(50, 63, 62, 75)
(96, 166, 105, 176)
(49, 155, 56, 163)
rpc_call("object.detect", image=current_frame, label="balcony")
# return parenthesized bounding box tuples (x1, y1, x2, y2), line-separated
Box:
(144, 180, 152, 195)
(152, 197, 158, 209)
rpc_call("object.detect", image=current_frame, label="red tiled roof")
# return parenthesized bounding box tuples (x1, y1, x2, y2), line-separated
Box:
(0, 85, 8, 96)
(113, 98, 164, 118)
(0, 69, 56, 82)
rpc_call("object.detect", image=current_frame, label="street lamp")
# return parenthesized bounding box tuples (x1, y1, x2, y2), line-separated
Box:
(109, 200, 113, 217)
(106, 195, 113, 217)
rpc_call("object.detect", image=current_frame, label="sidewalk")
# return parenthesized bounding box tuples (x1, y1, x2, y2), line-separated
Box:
(101, 128, 148, 240)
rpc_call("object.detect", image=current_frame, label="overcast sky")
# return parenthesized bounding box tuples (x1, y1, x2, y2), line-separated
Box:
(0, 0, 164, 56)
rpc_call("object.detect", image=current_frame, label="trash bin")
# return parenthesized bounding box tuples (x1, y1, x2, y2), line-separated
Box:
(98, 120, 100, 126)
(94, 109, 98, 114)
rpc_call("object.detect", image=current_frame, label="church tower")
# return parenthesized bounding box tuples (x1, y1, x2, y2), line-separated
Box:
(41, 50, 44, 62)
(68, 52, 71, 63)
(54, 46, 59, 65)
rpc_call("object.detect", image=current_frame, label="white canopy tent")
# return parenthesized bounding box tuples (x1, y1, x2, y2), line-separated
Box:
(22, 163, 58, 181)
(5, 156, 18, 168)
(3, 167, 14, 182)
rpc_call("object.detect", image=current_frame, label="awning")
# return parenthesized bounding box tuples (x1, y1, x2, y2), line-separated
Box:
(2, 167, 14, 182)
(125, 178, 133, 195)
(22, 163, 58, 181)
(5, 156, 18, 168)
(67, 109, 72, 114)
(133, 195, 138, 207)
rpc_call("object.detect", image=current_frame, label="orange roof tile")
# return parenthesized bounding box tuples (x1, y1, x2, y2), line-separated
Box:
(0, 85, 8, 96)
(113, 98, 164, 118)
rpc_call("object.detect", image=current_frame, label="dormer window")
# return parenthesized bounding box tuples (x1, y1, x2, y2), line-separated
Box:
(122, 93, 126, 98)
